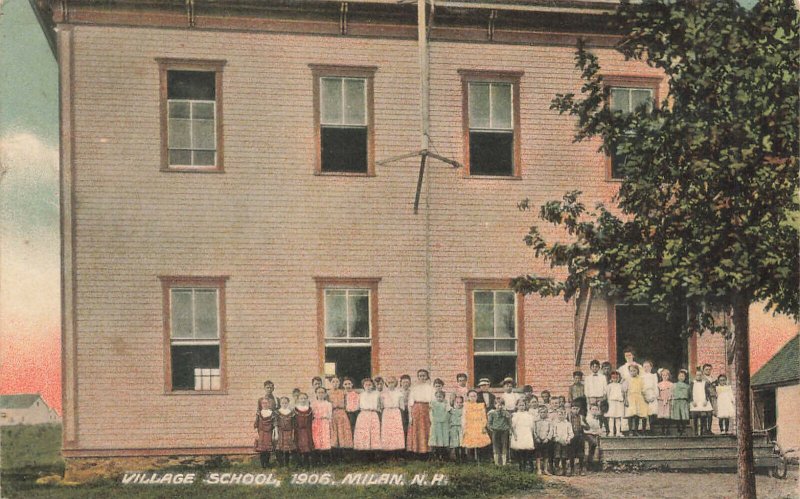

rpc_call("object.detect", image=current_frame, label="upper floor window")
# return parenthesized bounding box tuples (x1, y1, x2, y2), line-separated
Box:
(158, 59, 225, 172)
(607, 80, 657, 180)
(160, 276, 227, 392)
(311, 65, 376, 175)
(461, 71, 522, 177)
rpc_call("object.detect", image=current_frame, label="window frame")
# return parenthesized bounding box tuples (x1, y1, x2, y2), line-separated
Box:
(464, 279, 525, 386)
(314, 277, 381, 376)
(158, 58, 226, 173)
(160, 276, 228, 394)
(459, 70, 523, 179)
(310, 65, 377, 177)
(603, 75, 661, 182)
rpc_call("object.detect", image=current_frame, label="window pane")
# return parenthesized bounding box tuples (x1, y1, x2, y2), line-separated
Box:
(321, 78, 342, 124)
(469, 83, 490, 129)
(474, 303, 494, 338)
(171, 344, 219, 390)
(496, 339, 516, 353)
(495, 303, 515, 338)
(171, 290, 193, 339)
(349, 292, 370, 338)
(474, 339, 495, 353)
(320, 126, 368, 172)
(474, 291, 493, 304)
(491, 83, 512, 129)
(344, 79, 366, 125)
(193, 101, 215, 120)
(192, 119, 216, 150)
(169, 101, 190, 119)
(169, 149, 192, 165)
(610, 88, 630, 113)
(168, 119, 192, 149)
(496, 291, 515, 305)
(194, 290, 219, 339)
(469, 131, 514, 176)
(167, 70, 215, 100)
(631, 89, 653, 112)
(325, 291, 347, 338)
(193, 150, 216, 166)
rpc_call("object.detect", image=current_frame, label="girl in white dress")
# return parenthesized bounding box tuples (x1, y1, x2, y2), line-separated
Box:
(510, 399, 535, 471)
(715, 374, 735, 434)
(690, 369, 713, 436)
(604, 371, 625, 437)
(642, 360, 659, 434)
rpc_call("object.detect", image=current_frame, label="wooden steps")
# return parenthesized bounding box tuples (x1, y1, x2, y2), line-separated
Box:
(600, 434, 781, 472)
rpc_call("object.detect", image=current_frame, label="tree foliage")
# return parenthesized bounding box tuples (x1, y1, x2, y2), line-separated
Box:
(513, 0, 799, 332)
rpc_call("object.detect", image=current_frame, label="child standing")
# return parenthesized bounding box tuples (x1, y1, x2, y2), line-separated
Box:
(259, 380, 278, 411)
(584, 404, 603, 470)
(604, 371, 624, 437)
(584, 360, 607, 416)
(657, 369, 674, 435)
(624, 364, 648, 436)
(327, 376, 354, 454)
(254, 397, 275, 468)
(715, 375, 735, 434)
(294, 393, 314, 466)
(380, 376, 406, 454)
(642, 361, 659, 434)
(450, 373, 470, 406)
(510, 399, 535, 471)
(568, 404, 587, 475)
(354, 378, 382, 453)
(311, 387, 333, 464)
(399, 374, 412, 436)
(671, 369, 691, 435)
(569, 371, 587, 416)
(449, 396, 465, 461)
(534, 405, 554, 474)
(501, 378, 519, 412)
(487, 398, 512, 466)
(552, 409, 574, 476)
(429, 390, 451, 460)
(275, 397, 296, 466)
(691, 368, 713, 436)
(343, 377, 360, 436)
(462, 390, 491, 462)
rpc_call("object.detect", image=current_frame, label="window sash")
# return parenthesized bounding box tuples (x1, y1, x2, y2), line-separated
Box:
(320, 77, 367, 126)
(168, 98, 217, 166)
(469, 82, 513, 131)
(610, 87, 654, 114)
(170, 288, 220, 340)
(472, 290, 517, 345)
(324, 289, 371, 343)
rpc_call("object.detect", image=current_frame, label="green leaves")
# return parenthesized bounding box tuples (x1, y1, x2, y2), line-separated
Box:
(516, 0, 800, 330)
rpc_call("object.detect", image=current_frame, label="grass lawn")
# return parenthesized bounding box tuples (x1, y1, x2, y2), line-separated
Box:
(1, 424, 546, 498)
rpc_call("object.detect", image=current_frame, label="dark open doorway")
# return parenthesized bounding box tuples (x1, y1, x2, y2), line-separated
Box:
(616, 304, 688, 376)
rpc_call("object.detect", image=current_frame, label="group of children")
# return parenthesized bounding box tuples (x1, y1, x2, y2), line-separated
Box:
(253, 351, 734, 473)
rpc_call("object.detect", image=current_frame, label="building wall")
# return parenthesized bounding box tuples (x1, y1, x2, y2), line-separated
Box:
(63, 23, 724, 453)
(776, 384, 800, 452)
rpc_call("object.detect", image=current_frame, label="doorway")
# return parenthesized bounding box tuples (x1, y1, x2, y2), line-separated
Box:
(615, 304, 688, 376)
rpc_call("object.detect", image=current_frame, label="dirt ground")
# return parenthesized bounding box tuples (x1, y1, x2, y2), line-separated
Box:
(527, 468, 799, 499)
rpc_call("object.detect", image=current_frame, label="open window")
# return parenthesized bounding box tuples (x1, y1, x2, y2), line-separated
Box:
(160, 276, 227, 392)
(460, 70, 522, 177)
(311, 65, 376, 175)
(604, 76, 660, 180)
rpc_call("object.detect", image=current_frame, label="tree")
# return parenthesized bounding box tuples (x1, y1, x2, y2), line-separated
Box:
(512, 1, 798, 496)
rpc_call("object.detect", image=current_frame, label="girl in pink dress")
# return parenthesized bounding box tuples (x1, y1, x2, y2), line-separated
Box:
(657, 369, 674, 435)
(380, 376, 406, 455)
(354, 378, 382, 453)
(327, 376, 353, 455)
(311, 386, 333, 463)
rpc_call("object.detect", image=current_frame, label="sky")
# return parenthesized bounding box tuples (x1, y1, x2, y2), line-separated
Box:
(0, 0, 796, 416)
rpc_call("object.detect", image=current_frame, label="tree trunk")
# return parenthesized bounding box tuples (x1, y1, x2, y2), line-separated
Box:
(732, 295, 756, 499)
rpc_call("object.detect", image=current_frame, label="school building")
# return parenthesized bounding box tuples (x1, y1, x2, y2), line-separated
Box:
(40, 0, 729, 472)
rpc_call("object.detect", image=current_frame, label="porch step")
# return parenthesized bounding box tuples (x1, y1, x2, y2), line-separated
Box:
(601, 434, 780, 471)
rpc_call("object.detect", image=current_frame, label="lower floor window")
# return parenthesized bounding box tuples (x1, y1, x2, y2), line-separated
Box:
(473, 355, 517, 387)
(171, 345, 220, 390)
(325, 346, 371, 388)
